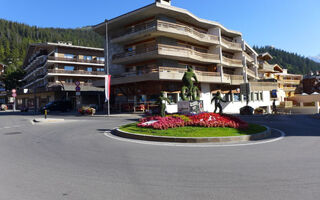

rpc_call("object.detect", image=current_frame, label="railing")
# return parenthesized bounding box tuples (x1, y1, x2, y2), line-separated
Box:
(157, 20, 219, 43)
(112, 45, 158, 60)
(230, 75, 244, 80)
(221, 38, 242, 49)
(48, 82, 94, 87)
(283, 86, 297, 91)
(111, 21, 157, 39)
(113, 44, 220, 61)
(259, 62, 274, 71)
(244, 51, 255, 63)
(222, 56, 243, 66)
(247, 68, 256, 77)
(111, 20, 219, 44)
(47, 69, 105, 75)
(280, 79, 301, 85)
(159, 66, 220, 77)
(48, 56, 104, 64)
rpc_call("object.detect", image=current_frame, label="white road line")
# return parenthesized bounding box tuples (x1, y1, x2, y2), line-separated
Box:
(104, 128, 286, 148)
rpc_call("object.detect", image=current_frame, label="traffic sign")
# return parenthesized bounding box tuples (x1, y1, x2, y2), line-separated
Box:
(75, 86, 81, 92)
(76, 92, 81, 96)
(11, 89, 16, 93)
(12, 93, 17, 97)
(75, 81, 80, 86)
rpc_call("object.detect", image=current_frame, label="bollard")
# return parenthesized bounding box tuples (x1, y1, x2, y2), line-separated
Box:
(44, 109, 47, 119)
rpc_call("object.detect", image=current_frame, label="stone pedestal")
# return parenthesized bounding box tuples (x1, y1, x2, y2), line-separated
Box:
(177, 100, 204, 114)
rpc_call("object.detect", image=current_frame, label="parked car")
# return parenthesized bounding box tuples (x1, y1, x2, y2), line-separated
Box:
(40, 101, 72, 113)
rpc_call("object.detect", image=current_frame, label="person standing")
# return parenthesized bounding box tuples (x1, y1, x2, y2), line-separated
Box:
(211, 91, 226, 114)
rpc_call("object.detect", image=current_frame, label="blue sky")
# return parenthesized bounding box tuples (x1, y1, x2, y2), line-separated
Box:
(1, 0, 320, 57)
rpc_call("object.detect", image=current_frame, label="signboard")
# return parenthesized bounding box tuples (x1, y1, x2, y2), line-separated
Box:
(178, 100, 204, 114)
(76, 92, 81, 96)
(75, 86, 81, 92)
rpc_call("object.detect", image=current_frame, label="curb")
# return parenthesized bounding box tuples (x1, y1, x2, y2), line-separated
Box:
(112, 126, 271, 143)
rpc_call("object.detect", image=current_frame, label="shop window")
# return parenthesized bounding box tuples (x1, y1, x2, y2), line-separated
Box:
(234, 93, 241, 102)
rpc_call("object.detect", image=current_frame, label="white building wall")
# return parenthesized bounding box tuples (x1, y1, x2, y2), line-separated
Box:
(165, 90, 273, 114)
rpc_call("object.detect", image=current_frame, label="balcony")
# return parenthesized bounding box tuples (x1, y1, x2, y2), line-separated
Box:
(283, 86, 297, 91)
(246, 68, 256, 77)
(222, 56, 243, 67)
(111, 66, 222, 85)
(111, 20, 220, 45)
(221, 38, 242, 51)
(259, 62, 274, 72)
(280, 79, 301, 85)
(244, 52, 255, 63)
(47, 69, 105, 76)
(112, 44, 220, 64)
(250, 82, 278, 91)
(47, 56, 104, 65)
(223, 74, 244, 85)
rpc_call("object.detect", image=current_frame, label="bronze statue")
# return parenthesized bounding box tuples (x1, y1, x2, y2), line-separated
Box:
(211, 91, 226, 114)
(158, 91, 171, 117)
(181, 66, 200, 101)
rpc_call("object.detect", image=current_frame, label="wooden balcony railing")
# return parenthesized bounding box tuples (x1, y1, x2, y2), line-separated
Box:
(47, 69, 105, 75)
(157, 20, 219, 43)
(111, 20, 219, 44)
(244, 52, 255, 63)
(247, 68, 256, 77)
(48, 56, 104, 64)
(113, 44, 220, 61)
(222, 56, 243, 66)
(221, 38, 242, 49)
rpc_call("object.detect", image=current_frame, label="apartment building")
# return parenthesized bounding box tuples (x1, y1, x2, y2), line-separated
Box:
(302, 71, 320, 94)
(257, 52, 303, 101)
(0, 63, 6, 104)
(94, 0, 277, 113)
(18, 42, 105, 110)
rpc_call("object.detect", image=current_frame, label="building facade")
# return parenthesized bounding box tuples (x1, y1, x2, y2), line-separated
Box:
(18, 42, 105, 111)
(303, 71, 320, 94)
(94, 0, 277, 113)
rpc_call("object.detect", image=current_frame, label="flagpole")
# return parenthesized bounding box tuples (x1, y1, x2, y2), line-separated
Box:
(104, 20, 110, 116)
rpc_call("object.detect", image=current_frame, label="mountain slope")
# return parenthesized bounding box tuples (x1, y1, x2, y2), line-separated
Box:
(253, 46, 320, 74)
(309, 55, 320, 63)
(0, 19, 104, 68)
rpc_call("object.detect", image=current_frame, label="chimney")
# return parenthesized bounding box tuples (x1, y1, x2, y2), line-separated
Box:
(156, 0, 171, 6)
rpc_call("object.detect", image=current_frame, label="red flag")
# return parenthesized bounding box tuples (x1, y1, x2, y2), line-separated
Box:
(105, 75, 111, 102)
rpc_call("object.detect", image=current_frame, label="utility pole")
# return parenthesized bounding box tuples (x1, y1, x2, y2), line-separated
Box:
(105, 20, 110, 116)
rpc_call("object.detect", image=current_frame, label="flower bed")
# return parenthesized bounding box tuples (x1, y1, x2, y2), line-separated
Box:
(137, 113, 248, 130)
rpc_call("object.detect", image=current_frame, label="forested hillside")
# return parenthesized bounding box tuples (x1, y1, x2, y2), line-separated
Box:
(254, 46, 320, 74)
(0, 19, 103, 69)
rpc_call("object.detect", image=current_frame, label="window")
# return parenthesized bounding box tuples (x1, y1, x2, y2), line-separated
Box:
(86, 79, 92, 83)
(83, 56, 92, 61)
(87, 67, 92, 72)
(260, 92, 263, 101)
(98, 57, 105, 62)
(66, 78, 73, 83)
(64, 54, 74, 59)
(233, 93, 241, 102)
(64, 66, 74, 71)
(97, 68, 104, 72)
(167, 93, 178, 104)
(255, 93, 259, 101)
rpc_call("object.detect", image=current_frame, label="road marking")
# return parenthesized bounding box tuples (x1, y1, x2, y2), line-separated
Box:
(104, 128, 285, 147)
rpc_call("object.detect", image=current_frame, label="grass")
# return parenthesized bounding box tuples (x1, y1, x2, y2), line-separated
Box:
(119, 123, 267, 137)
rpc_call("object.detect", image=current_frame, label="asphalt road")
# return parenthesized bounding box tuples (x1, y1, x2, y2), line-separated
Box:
(0, 113, 319, 200)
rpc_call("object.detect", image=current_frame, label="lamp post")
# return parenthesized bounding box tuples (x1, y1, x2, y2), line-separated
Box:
(105, 20, 110, 116)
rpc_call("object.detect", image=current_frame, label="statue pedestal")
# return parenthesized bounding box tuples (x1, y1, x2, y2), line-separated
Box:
(177, 100, 204, 114)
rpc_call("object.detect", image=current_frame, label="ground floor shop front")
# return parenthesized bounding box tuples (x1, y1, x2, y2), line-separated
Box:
(111, 81, 275, 114)
(16, 90, 105, 112)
